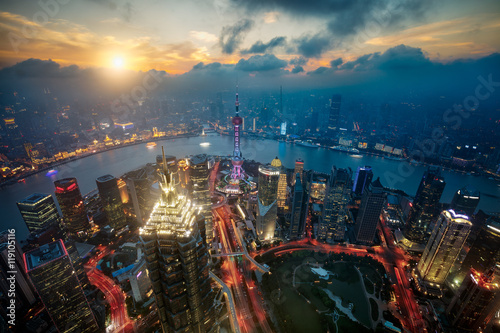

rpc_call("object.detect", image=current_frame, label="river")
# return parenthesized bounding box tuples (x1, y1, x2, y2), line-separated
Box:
(2, 134, 499, 241)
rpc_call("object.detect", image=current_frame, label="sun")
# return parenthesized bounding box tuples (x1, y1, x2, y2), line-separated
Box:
(112, 57, 124, 69)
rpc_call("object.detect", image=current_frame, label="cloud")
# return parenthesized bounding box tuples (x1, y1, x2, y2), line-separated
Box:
(241, 36, 286, 54)
(235, 54, 287, 71)
(190, 31, 218, 43)
(330, 57, 343, 68)
(338, 44, 433, 71)
(263, 11, 280, 23)
(294, 33, 336, 58)
(291, 65, 304, 73)
(85, 0, 134, 22)
(219, 19, 254, 54)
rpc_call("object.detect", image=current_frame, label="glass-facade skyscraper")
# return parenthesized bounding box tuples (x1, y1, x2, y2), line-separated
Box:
(354, 178, 386, 244)
(189, 154, 213, 244)
(54, 178, 90, 237)
(140, 152, 215, 333)
(289, 173, 306, 239)
(23, 239, 99, 333)
(319, 167, 352, 242)
(96, 174, 127, 230)
(327, 94, 341, 135)
(417, 210, 471, 295)
(17, 193, 60, 235)
(256, 164, 280, 240)
(450, 185, 480, 217)
(404, 167, 446, 243)
(352, 166, 373, 196)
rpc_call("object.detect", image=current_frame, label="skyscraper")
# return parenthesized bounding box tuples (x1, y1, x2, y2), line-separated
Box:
(457, 219, 500, 283)
(256, 164, 280, 240)
(447, 268, 500, 331)
(352, 166, 373, 196)
(292, 158, 304, 185)
(450, 185, 480, 217)
(354, 178, 386, 244)
(271, 157, 288, 212)
(96, 174, 127, 230)
(327, 94, 341, 135)
(319, 167, 352, 242)
(140, 150, 215, 333)
(17, 193, 60, 235)
(54, 178, 90, 237)
(190, 154, 213, 244)
(405, 167, 446, 243)
(23, 239, 99, 333)
(289, 173, 306, 239)
(416, 210, 472, 295)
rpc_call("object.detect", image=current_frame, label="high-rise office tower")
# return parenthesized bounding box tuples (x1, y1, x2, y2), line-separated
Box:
(0, 230, 37, 324)
(354, 178, 386, 244)
(352, 166, 373, 196)
(450, 185, 480, 217)
(54, 178, 90, 237)
(319, 167, 352, 242)
(140, 151, 215, 333)
(457, 219, 500, 283)
(256, 164, 280, 240)
(123, 165, 157, 223)
(96, 174, 127, 230)
(292, 158, 304, 185)
(417, 210, 472, 294)
(404, 167, 446, 243)
(23, 240, 99, 333)
(271, 157, 288, 212)
(327, 94, 341, 135)
(156, 154, 179, 187)
(17, 193, 60, 235)
(117, 178, 129, 204)
(190, 154, 213, 244)
(289, 173, 306, 239)
(177, 158, 191, 191)
(447, 268, 500, 331)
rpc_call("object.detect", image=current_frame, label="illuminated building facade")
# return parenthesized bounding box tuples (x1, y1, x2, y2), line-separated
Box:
(54, 178, 90, 237)
(354, 178, 386, 244)
(289, 173, 306, 239)
(458, 219, 500, 283)
(405, 167, 446, 243)
(450, 185, 480, 217)
(230, 89, 244, 181)
(140, 151, 215, 333)
(123, 165, 158, 223)
(417, 210, 472, 294)
(24, 240, 99, 333)
(447, 268, 500, 331)
(319, 167, 352, 242)
(177, 158, 191, 191)
(17, 193, 60, 235)
(292, 158, 304, 185)
(327, 94, 341, 134)
(256, 164, 280, 240)
(352, 166, 373, 196)
(96, 174, 127, 230)
(190, 154, 213, 244)
(117, 178, 129, 203)
(271, 157, 288, 212)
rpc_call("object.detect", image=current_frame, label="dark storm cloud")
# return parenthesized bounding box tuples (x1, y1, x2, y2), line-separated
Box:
(291, 65, 304, 74)
(338, 44, 433, 71)
(290, 56, 308, 66)
(241, 36, 287, 54)
(235, 54, 288, 71)
(330, 58, 343, 68)
(231, 0, 434, 57)
(219, 19, 254, 54)
(294, 33, 336, 58)
(1, 58, 81, 78)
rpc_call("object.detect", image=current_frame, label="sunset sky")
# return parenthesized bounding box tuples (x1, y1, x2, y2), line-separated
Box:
(1, 0, 499, 75)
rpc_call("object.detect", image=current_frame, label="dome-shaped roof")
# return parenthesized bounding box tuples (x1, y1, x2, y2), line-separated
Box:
(271, 156, 282, 167)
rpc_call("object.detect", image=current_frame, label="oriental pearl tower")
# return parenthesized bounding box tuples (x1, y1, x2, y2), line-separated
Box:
(230, 87, 245, 180)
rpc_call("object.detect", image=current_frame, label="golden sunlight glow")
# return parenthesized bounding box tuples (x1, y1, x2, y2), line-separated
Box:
(112, 57, 125, 69)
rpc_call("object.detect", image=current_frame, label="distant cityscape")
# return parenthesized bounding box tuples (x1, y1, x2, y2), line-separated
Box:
(1, 88, 500, 333)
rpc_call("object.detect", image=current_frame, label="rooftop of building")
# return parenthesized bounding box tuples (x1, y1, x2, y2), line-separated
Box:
(445, 209, 472, 224)
(96, 174, 116, 183)
(271, 156, 282, 168)
(190, 154, 207, 165)
(18, 193, 51, 204)
(456, 185, 480, 198)
(24, 239, 67, 271)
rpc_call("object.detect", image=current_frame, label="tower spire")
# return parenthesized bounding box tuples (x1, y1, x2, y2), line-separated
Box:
(235, 85, 239, 115)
